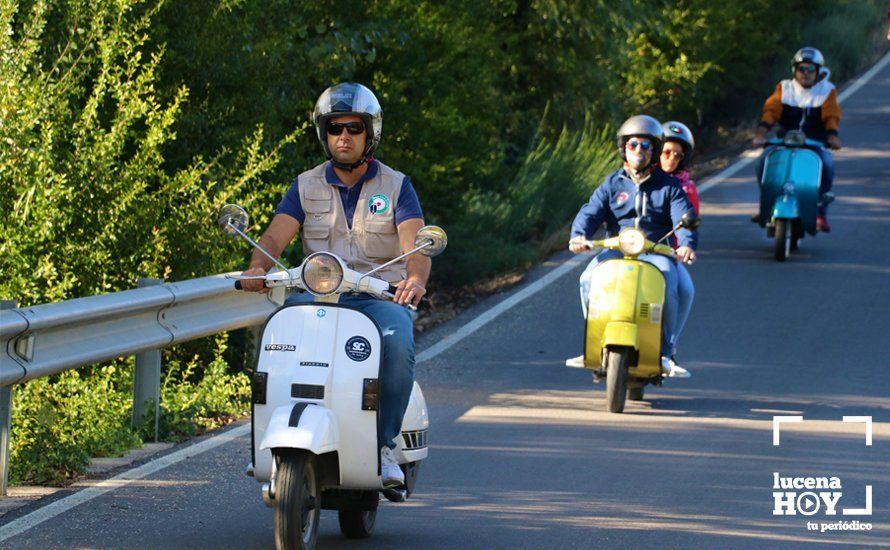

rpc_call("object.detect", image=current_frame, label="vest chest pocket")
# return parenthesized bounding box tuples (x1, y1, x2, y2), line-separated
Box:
(362, 219, 399, 261)
(301, 185, 332, 245)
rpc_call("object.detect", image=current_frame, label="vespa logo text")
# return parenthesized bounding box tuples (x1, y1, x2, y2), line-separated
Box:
(265, 344, 297, 352)
(772, 473, 872, 517)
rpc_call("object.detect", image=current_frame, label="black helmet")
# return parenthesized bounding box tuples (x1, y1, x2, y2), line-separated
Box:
(791, 47, 824, 71)
(661, 121, 695, 171)
(314, 83, 383, 168)
(617, 115, 664, 168)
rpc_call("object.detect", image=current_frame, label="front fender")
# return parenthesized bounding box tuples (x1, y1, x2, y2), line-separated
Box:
(603, 322, 638, 349)
(259, 403, 339, 455)
(773, 194, 800, 219)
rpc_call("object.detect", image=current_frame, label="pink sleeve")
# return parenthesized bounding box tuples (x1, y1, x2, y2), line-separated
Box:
(682, 181, 700, 215)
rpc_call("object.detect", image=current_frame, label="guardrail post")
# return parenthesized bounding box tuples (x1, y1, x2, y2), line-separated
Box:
(1, 300, 17, 496)
(132, 279, 162, 441)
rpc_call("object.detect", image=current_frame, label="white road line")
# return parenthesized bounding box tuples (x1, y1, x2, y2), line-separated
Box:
(0, 424, 250, 542)
(837, 50, 890, 103)
(416, 254, 588, 363)
(697, 49, 890, 194)
(5, 47, 890, 542)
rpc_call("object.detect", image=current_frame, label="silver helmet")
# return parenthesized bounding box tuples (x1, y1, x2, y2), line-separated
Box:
(314, 83, 383, 167)
(661, 121, 695, 170)
(617, 114, 664, 166)
(792, 47, 824, 70)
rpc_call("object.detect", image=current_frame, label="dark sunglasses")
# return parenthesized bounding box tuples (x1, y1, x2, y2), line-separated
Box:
(326, 121, 366, 136)
(661, 150, 684, 159)
(626, 139, 652, 151)
(796, 64, 817, 74)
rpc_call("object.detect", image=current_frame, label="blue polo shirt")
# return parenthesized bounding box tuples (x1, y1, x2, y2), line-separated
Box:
(275, 160, 424, 229)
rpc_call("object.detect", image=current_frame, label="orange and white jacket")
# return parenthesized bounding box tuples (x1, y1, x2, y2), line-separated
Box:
(759, 76, 841, 144)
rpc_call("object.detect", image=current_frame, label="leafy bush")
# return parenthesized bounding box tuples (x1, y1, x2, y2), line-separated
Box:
(10, 365, 141, 485)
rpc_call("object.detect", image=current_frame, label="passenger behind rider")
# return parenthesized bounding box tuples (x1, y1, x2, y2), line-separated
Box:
(752, 47, 841, 232)
(240, 83, 429, 488)
(659, 121, 698, 367)
(566, 115, 697, 378)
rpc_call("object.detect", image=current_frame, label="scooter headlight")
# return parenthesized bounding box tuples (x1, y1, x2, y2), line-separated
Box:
(783, 131, 806, 146)
(301, 252, 345, 296)
(618, 229, 646, 256)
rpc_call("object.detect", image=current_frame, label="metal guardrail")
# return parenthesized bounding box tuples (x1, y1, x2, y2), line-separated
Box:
(0, 274, 284, 494)
(0, 274, 283, 386)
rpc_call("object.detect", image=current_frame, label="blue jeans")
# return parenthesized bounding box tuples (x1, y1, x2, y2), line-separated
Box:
(756, 145, 834, 215)
(675, 262, 694, 352)
(579, 250, 680, 356)
(284, 292, 415, 451)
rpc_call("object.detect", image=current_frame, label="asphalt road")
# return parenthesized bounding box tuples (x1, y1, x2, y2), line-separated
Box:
(2, 55, 889, 549)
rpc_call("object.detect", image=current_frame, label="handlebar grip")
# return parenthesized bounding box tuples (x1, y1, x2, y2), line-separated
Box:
(234, 280, 242, 290)
(388, 283, 398, 294)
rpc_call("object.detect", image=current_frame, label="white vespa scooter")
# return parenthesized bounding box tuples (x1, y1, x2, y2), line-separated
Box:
(217, 204, 447, 550)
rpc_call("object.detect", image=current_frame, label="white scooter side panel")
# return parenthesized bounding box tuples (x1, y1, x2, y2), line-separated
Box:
(252, 303, 381, 488)
(398, 382, 429, 463)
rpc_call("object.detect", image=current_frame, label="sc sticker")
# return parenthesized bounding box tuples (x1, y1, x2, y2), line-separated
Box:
(345, 336, 372, 362)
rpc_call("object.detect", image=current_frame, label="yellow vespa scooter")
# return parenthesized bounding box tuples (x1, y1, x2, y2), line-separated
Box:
(580, 213, 700, 413)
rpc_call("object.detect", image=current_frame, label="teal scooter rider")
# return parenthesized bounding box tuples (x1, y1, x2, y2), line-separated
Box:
(752, 47, 842, 232)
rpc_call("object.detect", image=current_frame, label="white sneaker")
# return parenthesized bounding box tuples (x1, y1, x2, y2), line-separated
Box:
(565, 355, 585, 368)
(380, 446, 404, 488)
(660, 356, 691, 378)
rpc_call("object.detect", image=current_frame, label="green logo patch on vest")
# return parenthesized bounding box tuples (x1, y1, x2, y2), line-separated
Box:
(368, 194, 390, 215)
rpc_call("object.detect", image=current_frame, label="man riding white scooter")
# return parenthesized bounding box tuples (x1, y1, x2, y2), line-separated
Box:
(566, 115, 697, 378)
(241, 82, 430, 488)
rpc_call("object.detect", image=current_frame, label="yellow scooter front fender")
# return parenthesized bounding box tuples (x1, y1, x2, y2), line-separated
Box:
(584, 258, 666, 378)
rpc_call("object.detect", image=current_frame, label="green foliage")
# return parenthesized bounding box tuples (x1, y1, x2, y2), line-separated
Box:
(440, 113, 617, 284)
(10, 365, 141, 485)
(146, 335, 251, 441)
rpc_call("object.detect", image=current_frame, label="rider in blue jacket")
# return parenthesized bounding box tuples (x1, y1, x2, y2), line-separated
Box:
(566, 115, 697, 378)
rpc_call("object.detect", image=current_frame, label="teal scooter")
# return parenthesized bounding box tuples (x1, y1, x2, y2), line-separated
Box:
(756, 130, 832, 261)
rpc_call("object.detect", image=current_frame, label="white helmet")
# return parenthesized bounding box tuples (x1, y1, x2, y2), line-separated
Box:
(661, 121, 695, 170)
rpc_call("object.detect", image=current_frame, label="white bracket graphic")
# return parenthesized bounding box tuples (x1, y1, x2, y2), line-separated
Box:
(773, 416, 803, 446)
(773, 415, 874, 446)
(843, 485, 873, 516)
(842, 416, 873, 446)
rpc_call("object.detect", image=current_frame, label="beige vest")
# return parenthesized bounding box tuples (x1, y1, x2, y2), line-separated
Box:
(298, 161, 407, 283)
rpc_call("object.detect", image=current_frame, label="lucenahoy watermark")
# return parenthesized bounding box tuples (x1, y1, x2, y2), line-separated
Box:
(772, 472, 872, 532)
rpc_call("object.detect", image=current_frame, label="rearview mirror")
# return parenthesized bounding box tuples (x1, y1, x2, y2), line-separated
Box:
(679, 212, 701, 230)
(414, 226, 448, 257)
(218, 204, 249, 235)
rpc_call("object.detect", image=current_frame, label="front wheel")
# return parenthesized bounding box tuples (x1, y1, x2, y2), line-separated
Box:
(274, 451, 320, 550)
(338, 510, 377, 539)
(773, 219, 790, 262)
(605, 348, 630, 413)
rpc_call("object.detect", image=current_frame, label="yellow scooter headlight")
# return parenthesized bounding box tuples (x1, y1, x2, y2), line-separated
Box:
(618, 229, 646, 256)
(301, 252, 345, 296)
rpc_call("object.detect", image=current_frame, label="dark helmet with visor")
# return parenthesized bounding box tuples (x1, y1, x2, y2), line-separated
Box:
(661, 121, 695, 171)
(617, 115, 664, 168)
(314, 83, 383, 169)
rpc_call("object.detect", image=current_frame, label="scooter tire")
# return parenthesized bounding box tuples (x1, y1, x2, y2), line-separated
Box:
(773, 219, 790, 262)
(274, 451, 320, 550)
(605, 348, 630, 413)
(627, 386, 645, 401)
(338, 510, 377, 539)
